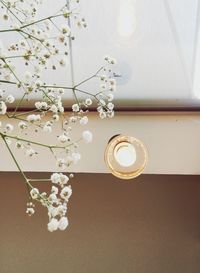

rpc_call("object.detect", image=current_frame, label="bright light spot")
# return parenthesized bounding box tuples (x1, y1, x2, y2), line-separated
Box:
(118, 0, 136, 37)
(114, 142, 136, 167)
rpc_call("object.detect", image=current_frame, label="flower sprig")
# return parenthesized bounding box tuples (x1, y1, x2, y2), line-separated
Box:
(0, 0, 117, 231)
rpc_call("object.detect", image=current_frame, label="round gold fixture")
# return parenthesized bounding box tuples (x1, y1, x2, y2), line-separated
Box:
(104, 135, 148, 179)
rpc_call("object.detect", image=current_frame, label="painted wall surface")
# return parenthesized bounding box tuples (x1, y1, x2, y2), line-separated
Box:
(1, 113, 200, 174)
(0, 173, 200, 273)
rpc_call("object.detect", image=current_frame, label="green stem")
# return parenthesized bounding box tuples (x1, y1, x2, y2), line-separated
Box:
(0, 132, 32, 197)
(1, 133, 75, 149)
(74, 67, 104, 88)
(28, 179, 51, 182)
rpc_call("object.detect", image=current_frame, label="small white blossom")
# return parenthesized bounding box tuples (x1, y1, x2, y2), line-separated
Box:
(108, 93, 114, 101)
(6, 95, 15, 103)
(82, 130, 93, 143)
(100, 99, 106, 106)
(48, 218, 59, 232)
(26, 207, 35, 216)
(53, 114, 59, 121)
(43, 123, 52, 133)
(58, 217, 69, 230)
(16, 141, 23, 149)
(108, 111, 114, 118)
(18, 121, 27, 130)
(49, 193, 59, 204)
(107, 102, 114, 110)
(60, 185, 72, 201)
(80, 116, 88, 125)
(51, 186, 59, 195)
(85, 98, 92, 106)
(69, 116, 77, 123)
(104, 55, 117, 65)
(50, 105, 58, 113)
(26, 148, 36, 157)
(56, 158, 67, 169)
(109, 79, 116, 86)
(35, 80, 42, 88)
(27, 114, 41, 123)
(48, 206, 59, 218)
(71, 152, 81, 164)
(61, 24, 71, 36)
(72, 103, 79, 112)
(5, 123, 14, 132)
(30, 188, 39, 199)
(35, 101, 48, 110)
(0, 101, 7, 115)
(58, 134, 70, 143)
(51, 173, 69, 187)
(99, 111, 106, 119)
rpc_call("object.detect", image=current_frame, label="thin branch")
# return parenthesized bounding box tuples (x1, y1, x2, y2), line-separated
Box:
(2, 133, 75, 149)
(74, 66, 104, 88)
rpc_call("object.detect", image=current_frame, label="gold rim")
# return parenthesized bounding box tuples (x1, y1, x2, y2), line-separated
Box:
(104, 135, 148, 179)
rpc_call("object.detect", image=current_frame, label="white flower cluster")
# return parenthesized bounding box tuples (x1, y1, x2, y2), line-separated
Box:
(0, 89, 15, 115)
(0, 0, 118, 232)
(28, 173, 72, 232)
(94, 57, 117, 119)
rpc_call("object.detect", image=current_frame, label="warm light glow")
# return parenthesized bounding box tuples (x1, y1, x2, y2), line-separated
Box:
(104, 135, 148, 180)
(114, 142, 136, 167)
(118, 0, 136, 37)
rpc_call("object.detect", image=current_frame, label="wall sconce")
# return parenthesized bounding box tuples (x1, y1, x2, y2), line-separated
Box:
(105, 135, 148, 179)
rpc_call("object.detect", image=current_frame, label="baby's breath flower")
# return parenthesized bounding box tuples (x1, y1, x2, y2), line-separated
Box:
(6, 95, 15, 104)
(35, 101, 48, 110)
(5, 124, 14, 132)
(16, 141, 23, 149)
(60, 24, 71, 36)
(50, 105, 58, 113)
(85, 98, 92, 106)
(71, 152, 81, 164)
(30, 188, 39, 199)
(80, 116, 88, 125)
(27, 114, 41, 123)
(26, 207, 35, 216)
(56, 158, 67, 169)
(51, 186, 59, 195)
(108, 93, 114, 101)
(18, 121, 28, 130)
(58, 134, 70, 143)
(0, 101, 7, 115)
(82, 130, 93, 143)
(107, 102, 114, 110)
(99, 111, 106, 119)
(51, 173, 69, 187)
(0, 0, 117, 233)
(26, 148, 36, 157)
(43, 123, 52, 133)
(60, 185, 72, 201)
(48, 218, 59, 232)
(53, 114, 59, 121)
(58, 217, 69, 230)
(72, 103, 79, 112)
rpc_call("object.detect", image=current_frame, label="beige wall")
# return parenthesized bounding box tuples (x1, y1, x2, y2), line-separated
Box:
(2, 113, 200, 175)
(0, 173, 200, 273)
